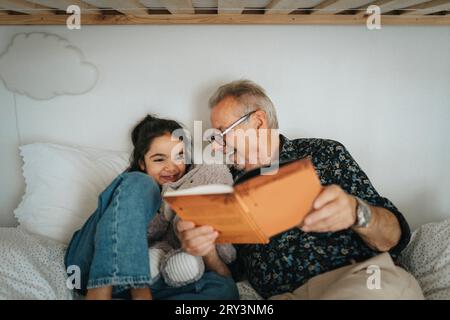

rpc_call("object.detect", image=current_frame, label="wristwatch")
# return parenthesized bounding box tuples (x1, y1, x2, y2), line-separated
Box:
(353, 197, 372, 228)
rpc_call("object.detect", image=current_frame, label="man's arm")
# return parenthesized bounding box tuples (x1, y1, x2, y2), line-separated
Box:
(298, 140, 409, 253)
(300, 184, 401, 252)
(354, 204, 401, 252)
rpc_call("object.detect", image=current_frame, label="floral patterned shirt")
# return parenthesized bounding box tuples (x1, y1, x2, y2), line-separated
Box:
(230, 134, 411, 299)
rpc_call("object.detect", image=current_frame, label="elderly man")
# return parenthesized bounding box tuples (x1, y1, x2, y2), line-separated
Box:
(177, 80, 423, 299)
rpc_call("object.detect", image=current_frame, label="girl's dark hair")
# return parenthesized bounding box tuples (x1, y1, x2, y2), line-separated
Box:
(128, 114, 190, 173)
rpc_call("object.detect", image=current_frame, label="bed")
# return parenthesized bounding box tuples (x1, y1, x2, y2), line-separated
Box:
(3, 220, 450, 300)
(0, 226, 265, 300)
(1, 142, 449, 300)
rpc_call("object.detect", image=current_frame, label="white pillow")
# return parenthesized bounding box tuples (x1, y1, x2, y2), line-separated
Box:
(14, 143, 130, 244)
(398, 218, 450, 300)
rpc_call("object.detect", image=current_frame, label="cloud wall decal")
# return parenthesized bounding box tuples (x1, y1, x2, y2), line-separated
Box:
(0, 32, 98, 100)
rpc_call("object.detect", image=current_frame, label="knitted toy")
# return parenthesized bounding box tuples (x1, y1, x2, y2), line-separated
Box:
(147, 164, 237, 287)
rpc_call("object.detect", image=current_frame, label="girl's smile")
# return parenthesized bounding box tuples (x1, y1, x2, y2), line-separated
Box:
(139, 133, 186, 185)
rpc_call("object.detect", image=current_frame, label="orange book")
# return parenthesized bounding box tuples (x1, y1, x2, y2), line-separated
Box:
(163, 158, 323, 244)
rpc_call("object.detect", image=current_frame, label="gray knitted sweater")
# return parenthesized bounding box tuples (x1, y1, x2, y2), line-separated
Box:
(147, 164, 236, 264)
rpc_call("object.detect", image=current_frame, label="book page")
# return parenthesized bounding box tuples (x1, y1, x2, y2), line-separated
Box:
(164, 184, 233, 197)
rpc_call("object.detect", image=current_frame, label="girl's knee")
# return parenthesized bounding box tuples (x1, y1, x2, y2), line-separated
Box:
(115, 172, 161, 219)
(121, 172, 159, 191)
(121, 171, 160, 197)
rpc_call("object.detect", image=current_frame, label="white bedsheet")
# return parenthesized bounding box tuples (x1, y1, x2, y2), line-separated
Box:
(0, 227, 260, 300)
(0, 227, 73, 300)
(398, 219, 450, 300)
(6, 220, 449, 300)
(4, 221, 450, 300)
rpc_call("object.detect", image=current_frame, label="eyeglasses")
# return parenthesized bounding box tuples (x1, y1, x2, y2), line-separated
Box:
(207, 110, 258, 146)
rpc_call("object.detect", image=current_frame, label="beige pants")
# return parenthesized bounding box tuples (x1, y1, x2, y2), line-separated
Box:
(269, 253, 424, 300)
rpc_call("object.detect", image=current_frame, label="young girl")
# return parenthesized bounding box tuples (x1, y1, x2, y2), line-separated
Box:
(64, 115, 239, 300)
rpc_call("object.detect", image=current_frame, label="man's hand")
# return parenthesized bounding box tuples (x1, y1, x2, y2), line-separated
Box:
(177, 220, 219, 257)
(301, 184, 357, 233)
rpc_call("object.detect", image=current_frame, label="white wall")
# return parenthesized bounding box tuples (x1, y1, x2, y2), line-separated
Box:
(0, 25, 449, 230)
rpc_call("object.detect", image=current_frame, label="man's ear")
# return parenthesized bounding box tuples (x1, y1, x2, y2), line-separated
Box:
(255, 110, 268, 129)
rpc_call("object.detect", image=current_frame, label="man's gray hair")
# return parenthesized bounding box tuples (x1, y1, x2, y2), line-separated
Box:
(208, 79, 279, 129)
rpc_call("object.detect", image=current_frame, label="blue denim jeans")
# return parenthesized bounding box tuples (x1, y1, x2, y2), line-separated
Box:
(65, 171, 239, 300)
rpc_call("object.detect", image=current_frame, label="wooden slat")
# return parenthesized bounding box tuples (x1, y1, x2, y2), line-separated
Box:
(218, 0, 245, 14)
(310, 0, 341, 14)
(25, 0, 102, 14)
(0, 0, 55, 14)
(353, 0, 439, 17)
(401, 0, 450, 15)
(159, 0, 195, 14)
(376, 0, 430, 13)
(0, 12, 448, 24)
(353, 0, 390, 17)
(354, 0, 432, 17)
(265, 0, 324, 14)
(311, 0, 373, 14)
(82, 0, 149, 15)
(265, 0, 299, 14)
